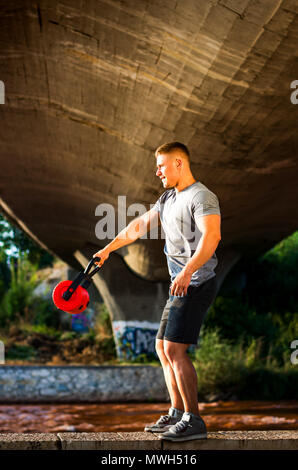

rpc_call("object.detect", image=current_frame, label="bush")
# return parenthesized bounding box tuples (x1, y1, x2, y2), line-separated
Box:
(194, 327, 298, 400)
(29, 295, 62, 330)
(204, 295, 277, 352)
(0, 254, 62, 330)
(0, 213, 54, 270)
(21, 323, 61, 339)
(194, 328, 246, 397)
(6, 344, 37, 361)
(60, 331, 78, 341)
(0, 251, 11, 302)
(0, 254, 38, 327)
(243, 232, 298, 315)
(236, 366, 298, 400)
(93, 303, 116, 358)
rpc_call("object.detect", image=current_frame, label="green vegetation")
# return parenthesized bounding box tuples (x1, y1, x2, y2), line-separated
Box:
(6, 344, 37, 361)
(0, 252, 62, 330)
(0, 214, 54, 268)
(0, 211, 297, 399)
(193, 327, 298, 400)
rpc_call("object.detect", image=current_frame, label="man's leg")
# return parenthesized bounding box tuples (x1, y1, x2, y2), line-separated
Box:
(163, 339, 199, 416)
(155, 338, 184, 411)
(144, 338, 184, 433)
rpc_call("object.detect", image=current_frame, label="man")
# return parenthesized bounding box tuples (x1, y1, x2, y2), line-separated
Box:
(93, 142, 221, 442)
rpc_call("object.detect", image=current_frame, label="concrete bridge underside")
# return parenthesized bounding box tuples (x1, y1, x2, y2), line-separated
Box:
(0, 0, 298, 356)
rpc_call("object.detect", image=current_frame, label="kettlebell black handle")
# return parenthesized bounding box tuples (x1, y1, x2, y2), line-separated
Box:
(84, 256, 101, 276)
(62, 256, 102, 301)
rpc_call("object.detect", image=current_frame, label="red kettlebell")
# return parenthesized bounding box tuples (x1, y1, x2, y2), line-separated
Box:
(52, 257, 101, 314)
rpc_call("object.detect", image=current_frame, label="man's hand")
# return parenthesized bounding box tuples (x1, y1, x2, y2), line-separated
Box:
(170, 269, 192, 297)
(93, 247, 110, 267)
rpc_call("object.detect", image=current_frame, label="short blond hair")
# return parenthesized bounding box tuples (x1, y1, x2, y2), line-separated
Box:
(155, 141, 190, 163)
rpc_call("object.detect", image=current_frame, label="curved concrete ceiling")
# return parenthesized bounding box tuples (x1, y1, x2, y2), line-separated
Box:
(0, 0, 298, 282)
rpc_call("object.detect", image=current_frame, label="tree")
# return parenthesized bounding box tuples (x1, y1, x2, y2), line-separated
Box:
(0, 213, 54, 268)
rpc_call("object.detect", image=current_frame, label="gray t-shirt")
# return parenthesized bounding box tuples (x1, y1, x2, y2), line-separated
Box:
(153, 181, 221, 286)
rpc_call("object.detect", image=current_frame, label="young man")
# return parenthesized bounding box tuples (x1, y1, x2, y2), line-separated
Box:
(93, 142, 221, 442)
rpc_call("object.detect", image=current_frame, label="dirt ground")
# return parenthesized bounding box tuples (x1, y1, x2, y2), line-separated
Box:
(3, 325, 117, 366)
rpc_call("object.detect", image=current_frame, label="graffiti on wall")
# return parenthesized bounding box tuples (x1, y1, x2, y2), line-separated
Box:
(113, 320, 160, 360)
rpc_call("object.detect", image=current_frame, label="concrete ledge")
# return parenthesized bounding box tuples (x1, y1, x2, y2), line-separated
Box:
(58, 432, 161, 450)
(162, 431, 298, 450)
(0, 433, 60, 450)
(0, 431, 297, 450)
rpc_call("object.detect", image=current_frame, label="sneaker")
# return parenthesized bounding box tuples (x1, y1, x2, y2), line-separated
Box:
(144, 407, 183, 433)
(158, 412, 207, 441)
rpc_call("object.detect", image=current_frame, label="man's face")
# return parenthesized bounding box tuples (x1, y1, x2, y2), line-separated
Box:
(155, 153, 179, 189)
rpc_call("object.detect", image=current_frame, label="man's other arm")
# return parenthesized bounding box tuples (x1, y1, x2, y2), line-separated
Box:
(184, 213, 221, 275)
(170, 214, 221, 296)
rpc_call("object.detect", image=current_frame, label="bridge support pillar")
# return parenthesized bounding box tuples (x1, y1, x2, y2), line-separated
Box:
(75, 247, 169, 360)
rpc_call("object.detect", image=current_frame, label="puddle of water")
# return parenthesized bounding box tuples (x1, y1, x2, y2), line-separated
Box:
(0, 401, 297, 432)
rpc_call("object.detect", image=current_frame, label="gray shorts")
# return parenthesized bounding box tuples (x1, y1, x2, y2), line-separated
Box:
(156, 276, 218, 345)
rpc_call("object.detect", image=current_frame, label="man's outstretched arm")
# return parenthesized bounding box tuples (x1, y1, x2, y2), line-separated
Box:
(170, 214, 221, 296)
(93, 208, 160, 267)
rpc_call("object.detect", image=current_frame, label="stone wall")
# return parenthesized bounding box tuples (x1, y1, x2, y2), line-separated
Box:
(0, 366, 169, 403)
